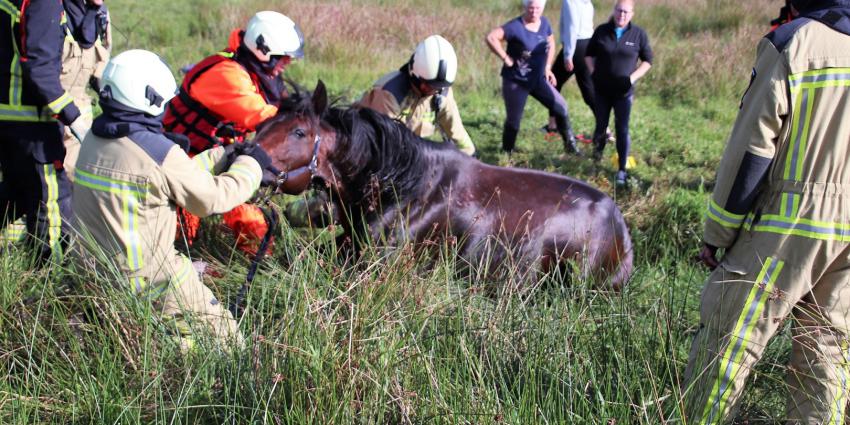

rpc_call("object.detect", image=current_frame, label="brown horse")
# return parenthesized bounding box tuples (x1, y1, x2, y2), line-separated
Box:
(256, 81, 633, 289)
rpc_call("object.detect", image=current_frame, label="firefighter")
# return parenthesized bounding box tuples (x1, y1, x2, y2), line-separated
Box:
(0, 0, 89, 263)
(61, 0, 111, 180)
(73, 49, 276, 352)
(683, 0, 850, 422)
(163, 10, 303, 254)
(358, 35, 476, 156)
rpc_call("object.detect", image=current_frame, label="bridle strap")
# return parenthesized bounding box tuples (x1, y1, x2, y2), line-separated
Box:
(275, 133, 321, 187)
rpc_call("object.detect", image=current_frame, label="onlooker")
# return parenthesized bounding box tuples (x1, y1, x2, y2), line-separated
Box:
(359, 35, 476, 156)
(683, 0, 850, 422)
(74, 49, 274, 352)
(545, 0, 596, 134)
(61, 0, 111, 180)
(163, 11, 303, 255)
(485, 0, 582, 157)
(0, 0, 88, 263)
(585, 0, 652, 186)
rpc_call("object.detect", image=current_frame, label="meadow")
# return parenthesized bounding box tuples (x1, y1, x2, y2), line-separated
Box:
(1, 0, 792, 423)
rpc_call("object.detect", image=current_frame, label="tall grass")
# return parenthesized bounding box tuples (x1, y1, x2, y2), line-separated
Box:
(0, 0, 797, 423)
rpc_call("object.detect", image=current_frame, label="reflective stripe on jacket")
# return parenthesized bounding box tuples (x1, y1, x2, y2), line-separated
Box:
(704, 18, 850, 247)
(73, 129, 261, 292)
(0, 0, 79, 123)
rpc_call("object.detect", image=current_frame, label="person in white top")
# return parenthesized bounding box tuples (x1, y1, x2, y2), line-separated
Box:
(544, 0, 596, 133)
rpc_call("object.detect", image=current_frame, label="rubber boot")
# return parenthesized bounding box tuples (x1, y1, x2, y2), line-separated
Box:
(555, 115, 582, 156)
(502, 125, 519, 153)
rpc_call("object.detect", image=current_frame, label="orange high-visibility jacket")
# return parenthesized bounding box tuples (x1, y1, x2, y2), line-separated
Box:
(164, 29, 278, 153)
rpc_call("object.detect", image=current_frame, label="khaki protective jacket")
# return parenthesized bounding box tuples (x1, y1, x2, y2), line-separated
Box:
(73, 132, 261, 293)
(359, 70, 476, 156)
(704, 19, 850, 249)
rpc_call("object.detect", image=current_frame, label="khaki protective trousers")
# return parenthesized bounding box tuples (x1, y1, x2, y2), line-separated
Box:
(60, 40, 107, 180)
(684, 229, 850, 424)
(137, 252, 243, 353)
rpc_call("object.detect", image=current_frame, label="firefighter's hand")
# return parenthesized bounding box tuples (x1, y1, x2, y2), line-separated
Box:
(261, 166, 281, 187)
(69, 117, 90, 142)
(698, 243, 720, 270)
(227, 142, 275, 176)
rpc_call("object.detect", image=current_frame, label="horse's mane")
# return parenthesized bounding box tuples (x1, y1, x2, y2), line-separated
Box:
(276, 83, 449, 206)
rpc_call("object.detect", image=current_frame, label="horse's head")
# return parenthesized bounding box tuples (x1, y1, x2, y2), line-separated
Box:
(255, 80, 337, 195)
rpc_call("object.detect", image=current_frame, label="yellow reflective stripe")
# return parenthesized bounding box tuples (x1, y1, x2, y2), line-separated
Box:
(706, 198, 746, 229)
(74, 169, 146, 272)
(42, 165, 62, 250)
(131, 276, 146, 294)
(226, 163, 259, 188)
(47, 92, 73, 114)
(192, 150, 216, 172)
(701, 257, 784, 424)
(0, 104, 54, 122)
(75, 169, 148, 195)
(1, 219, 26, 243)
(0, 0, 19, 19)
(217, 51, 234, 59)
(747, 213, 850, 241)
(779, 193, 800, 218)
(9, 53, 20, 105)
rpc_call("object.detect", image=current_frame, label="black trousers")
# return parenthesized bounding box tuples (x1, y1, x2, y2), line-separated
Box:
(550, 39, 596, 117)
(0, 121, 73, 259)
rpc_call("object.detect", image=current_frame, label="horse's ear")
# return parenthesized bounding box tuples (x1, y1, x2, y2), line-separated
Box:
(312, 80, 328, 116)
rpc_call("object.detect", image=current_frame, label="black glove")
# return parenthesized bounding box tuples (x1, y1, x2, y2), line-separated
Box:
(56, 104, 81, 126)
(261, 166, 282, 187)
(226, 142, 273, 173)
(164, 132, 191, 153)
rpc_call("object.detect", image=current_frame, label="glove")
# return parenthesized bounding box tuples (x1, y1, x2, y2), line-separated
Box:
(164, 132, 191, 153)
(68, 117, 90, 142)
(57, 103, 81, 127)
(226, 142, 274, 175)
(261, 166, 282, 187)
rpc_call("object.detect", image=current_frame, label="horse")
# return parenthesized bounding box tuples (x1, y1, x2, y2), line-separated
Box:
(256, 81, 633, 289)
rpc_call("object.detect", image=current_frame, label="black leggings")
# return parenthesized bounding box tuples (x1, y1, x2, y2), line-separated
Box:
(593, 92, 633, 171)
(550, 39, 595, 115)
(501, 77, 570, 151)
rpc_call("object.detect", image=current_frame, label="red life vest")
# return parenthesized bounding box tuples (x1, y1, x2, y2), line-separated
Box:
(163, 52, 248, 154)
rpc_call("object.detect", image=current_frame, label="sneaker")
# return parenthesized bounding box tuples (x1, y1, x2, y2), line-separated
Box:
(592, 144, 604, 162)
(605, 128, 615, 143)
(615, 170, 628, 187)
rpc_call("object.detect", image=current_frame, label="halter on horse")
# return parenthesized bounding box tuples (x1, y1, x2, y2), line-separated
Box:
(256, 81, 634, 289)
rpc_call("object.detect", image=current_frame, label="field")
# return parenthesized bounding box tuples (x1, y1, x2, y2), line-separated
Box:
(1, 0, 792, 423)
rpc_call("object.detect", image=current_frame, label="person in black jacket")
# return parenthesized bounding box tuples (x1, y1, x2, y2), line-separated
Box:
(0, 0, 87, 263)
(585, 0, 652, 186)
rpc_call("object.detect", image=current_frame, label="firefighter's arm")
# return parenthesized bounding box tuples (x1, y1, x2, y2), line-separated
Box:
(437, 89, 475, 156)
(704, 38, 788, 249)
(358, 87, 400, 119)
(191, 62, 278, 131)
(20, 0, 80, 125)
(162, 145, 261, 217)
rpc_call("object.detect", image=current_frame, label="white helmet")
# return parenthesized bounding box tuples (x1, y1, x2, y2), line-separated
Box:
(100, 49, 177, 116)
(410, 35, 457, 88)
(244, 11, 304, 62)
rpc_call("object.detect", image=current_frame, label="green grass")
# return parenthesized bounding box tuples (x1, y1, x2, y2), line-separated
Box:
(0, 0, 797, 423)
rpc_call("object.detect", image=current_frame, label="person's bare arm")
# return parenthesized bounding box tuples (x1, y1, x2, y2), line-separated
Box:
(486, 26, 514, 67)
(630, 61, 652, 83)
(545, 34, 557, 86)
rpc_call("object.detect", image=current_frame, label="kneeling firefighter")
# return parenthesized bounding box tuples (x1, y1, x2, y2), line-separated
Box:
(163, 11, 304, 254)
(73, 49, 278, 352)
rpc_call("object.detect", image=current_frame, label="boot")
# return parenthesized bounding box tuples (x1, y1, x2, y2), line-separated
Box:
(592, 134, 607, 162)
(502, 125, 520, 153)
(555, 115, 582, 157)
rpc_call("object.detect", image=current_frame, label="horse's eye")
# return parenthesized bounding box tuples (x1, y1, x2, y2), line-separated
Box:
(293, 129, 306, 138)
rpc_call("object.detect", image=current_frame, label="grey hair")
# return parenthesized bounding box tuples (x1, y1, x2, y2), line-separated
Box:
(522, 0, 547, 7)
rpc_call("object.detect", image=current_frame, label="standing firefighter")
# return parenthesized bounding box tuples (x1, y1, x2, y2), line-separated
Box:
(61, 0, 110, 180)
(73, 49, 276, 352)
(684, 0, 850, 422)
(163, 11, 303, 255)
(359, 35, 476, 156)
(0, 0, 88, 262)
